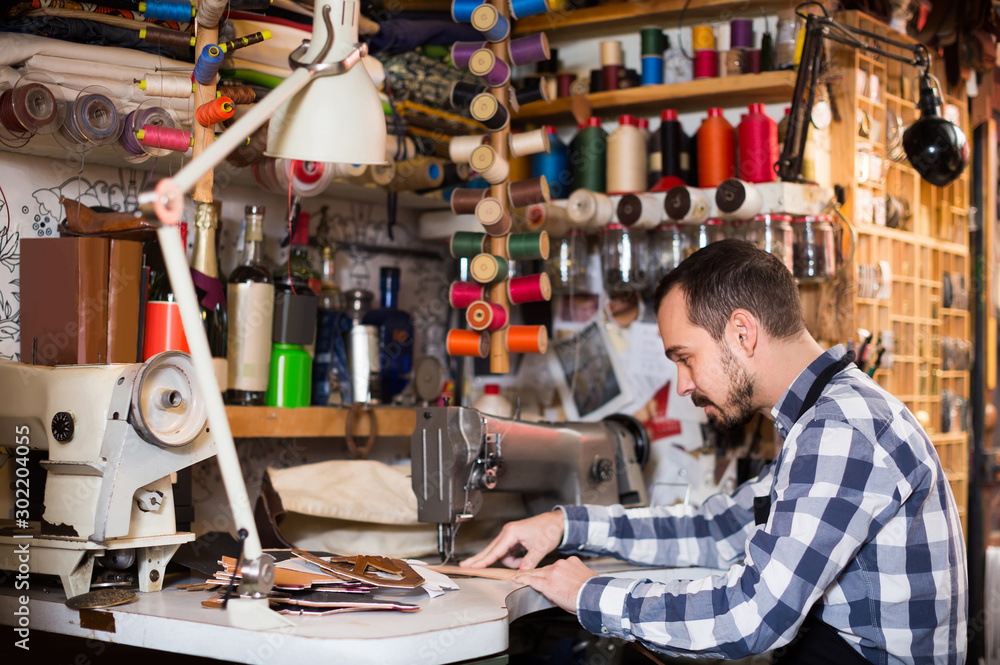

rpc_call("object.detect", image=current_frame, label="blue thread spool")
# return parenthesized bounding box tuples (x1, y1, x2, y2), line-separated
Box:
(509, 0, 549, 21)
(194, 44, 225, 85)
(641, 56, 664, 85)
(451, 0, 484, 22)
(471, 5, 510, 43)
(531, 127, 570, 199)
(139, 0, 194, 22)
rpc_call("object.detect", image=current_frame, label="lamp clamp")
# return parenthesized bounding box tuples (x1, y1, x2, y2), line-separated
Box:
(288, 3, 368, 79)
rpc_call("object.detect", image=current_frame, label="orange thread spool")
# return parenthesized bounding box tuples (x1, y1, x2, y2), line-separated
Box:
(195, 96, 235, 127)
(447, 329, 489, 357)
(505, 325, 548, 354)
(697, 107, 736, 188)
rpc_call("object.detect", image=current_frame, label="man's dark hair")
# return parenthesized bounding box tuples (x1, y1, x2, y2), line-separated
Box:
(654, 238, 806, 341)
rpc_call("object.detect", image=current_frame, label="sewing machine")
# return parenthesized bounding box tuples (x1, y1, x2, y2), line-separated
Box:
(0, 352, 215, 598)
(411, 406, 649, 560)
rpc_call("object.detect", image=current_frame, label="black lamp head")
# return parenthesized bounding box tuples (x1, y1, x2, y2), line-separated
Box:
(902, 73, 969, 187)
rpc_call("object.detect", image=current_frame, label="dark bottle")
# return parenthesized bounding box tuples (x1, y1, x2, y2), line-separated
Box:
(226, 205, 274, 406)
(312, 246, 351, 406)
(362, 267, 413, 402)
(274, 206, 321, 295)
(190, 201, 228, 390)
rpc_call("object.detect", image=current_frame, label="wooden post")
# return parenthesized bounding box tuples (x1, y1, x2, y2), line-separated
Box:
(191, 15, 219, 203)
(488, 0, 511, 374)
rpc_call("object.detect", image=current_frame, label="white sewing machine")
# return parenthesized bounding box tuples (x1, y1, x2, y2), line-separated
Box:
(0, 352, 215, 598)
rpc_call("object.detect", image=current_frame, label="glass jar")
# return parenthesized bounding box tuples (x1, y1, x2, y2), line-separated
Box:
(792, 214, 836, 281)
(601, 223, 649, 297)
(546, 229, 589, 293)
(733, 213, 794, 272)
(682, 218, 727, 258)
(646, 224, 689, 287)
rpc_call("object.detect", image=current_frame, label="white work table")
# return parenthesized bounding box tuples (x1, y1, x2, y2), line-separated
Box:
(0, 565, 720, 664)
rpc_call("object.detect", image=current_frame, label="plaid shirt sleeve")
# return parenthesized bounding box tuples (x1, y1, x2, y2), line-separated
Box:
(561, 418, 910, 659)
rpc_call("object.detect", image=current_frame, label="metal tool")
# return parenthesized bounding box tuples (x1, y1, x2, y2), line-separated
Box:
(410, 406, 650, 562)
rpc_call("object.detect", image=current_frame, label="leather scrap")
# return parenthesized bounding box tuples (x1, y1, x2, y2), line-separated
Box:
(59, 197, 158, 241)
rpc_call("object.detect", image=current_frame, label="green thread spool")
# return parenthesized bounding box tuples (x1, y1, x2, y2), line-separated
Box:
(450, 231, 487, 258)
(470, 253, 509, 284)
(571, 118, 607, 193)
(506, 231, 550, 261)
(640, 27, 667, 56)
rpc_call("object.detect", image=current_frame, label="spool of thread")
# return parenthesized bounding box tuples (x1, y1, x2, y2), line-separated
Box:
(138, 125, 192, 152)
(601, 65, 622, 92)
(589, 68, 605, 93)
(606, 115, 647, 194)
(641, 27, 667, 56)
(470, 145, 509, 184)
(449, 134, 488, 163)
(506, 231, 550, 261)
(194, 44, 225, 85)
(196, 0, 227, 27)
(450, 231, 487, 258)
(139, 26, 195, 49)
(391, 157, 446, 191)
(467, 301, 508, 331)
(471, 4, 510, 42)
(691, 25, 716, 51)
(120, 105, 174, 158)
(449, 281, 486, 308)
(451, 187, 489, 214)
(451, 41, 487, 69)
(195, 97, 235, 126)
(510, 0, 549, 20)
(659, 109, 684, 181)
(475, 197, 512, 237)
(508, 273, 552, 304)
(508, 33, 551, 67)
(600, 40, 624, 66)
(516, 78, 551, 106)
(447, 329, 489, 358)
(451, 81, 488, 109)
(61, 92, 122, 146)
(469, 49, 511, 87)
(664, 186, 713, 223)
(617, 193, 664, 229)
(530, 127, 568, 199)
(139, 0, 194, 22)
(349, 162, 397, 187)
(509, 176, 550, 208)
(509, 149, 531, 183)
(556, 73, 577, 98)
(220, 31, 272, 54)
(641, 56, 664, 85)
(505, 325, 548, 354)
(715, 179, 763, 219)
(571, 117, 608, 193)
(693, 50, 718, 79)
(525, 203, 570, 237)
(328, 162, 368, 179)
(567, 189, 615, 228)
(729, 19, 753, 50)
(744, 49, 761, 74)
(139, 75, 194, 97)
(737, 103, 778, 183)
(218, 86, 256, 105)
(470, 253, 509, 284)
(0, 82, 59, 137)
(452, 0, 484, 22)
(469, 92, 509, 131)
(697, 107, 736, 188)
(509, 128, 550, 159)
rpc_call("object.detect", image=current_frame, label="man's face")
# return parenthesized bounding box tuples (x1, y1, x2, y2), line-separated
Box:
(657, 287, 759, 431)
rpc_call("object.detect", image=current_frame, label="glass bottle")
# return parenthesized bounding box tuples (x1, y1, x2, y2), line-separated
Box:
(733, 214, 794, 272)
(546, 229, 589, 293)
(274, 206, 321, 295)
(601, 223, 649, 297)
(312, 246, 350, 406)
(682, 218, 727, 257)
(792, 214, 836, 281)
(190, 201, 228, 391)
(646, 223, 689, 288)
(225, 205, 275, 406)
(362, 267, 414, 402)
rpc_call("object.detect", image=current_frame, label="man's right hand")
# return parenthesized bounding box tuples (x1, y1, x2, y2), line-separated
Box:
(460, 510, 565, 571)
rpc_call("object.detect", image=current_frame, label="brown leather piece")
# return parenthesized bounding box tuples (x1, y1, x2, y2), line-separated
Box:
(253, 471, 295, 549)
(59, 197, 158, 241)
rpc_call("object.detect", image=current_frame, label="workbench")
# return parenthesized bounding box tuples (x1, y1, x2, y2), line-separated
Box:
(0, 565, 719, 664)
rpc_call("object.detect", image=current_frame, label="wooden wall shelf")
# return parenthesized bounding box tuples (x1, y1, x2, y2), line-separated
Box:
(226, 406, 417, 439)
(512, 0, 788, 40)
(513, 71, 797, 123)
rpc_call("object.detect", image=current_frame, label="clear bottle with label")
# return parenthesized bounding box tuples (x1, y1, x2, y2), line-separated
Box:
(362, 267, 414, 402)
(225, 205, 275, 406)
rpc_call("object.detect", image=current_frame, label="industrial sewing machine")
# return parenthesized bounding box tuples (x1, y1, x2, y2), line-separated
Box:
(411, 406, 650, 560)
(0, 352, 215, 598)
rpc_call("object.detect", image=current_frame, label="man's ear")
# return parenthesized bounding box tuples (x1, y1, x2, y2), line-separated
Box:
(731, 309, 757, 356)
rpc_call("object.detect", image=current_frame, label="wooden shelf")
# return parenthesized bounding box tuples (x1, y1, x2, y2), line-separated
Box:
(512, 0, 788, 40)
(514, 71, 797, 123)
(226, 406, 417, 439)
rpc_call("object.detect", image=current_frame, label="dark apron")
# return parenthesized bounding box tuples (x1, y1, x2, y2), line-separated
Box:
(766, 350, 871, 665)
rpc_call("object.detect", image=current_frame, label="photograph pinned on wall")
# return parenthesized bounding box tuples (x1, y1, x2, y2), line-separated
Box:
(547, 319, 632, 421)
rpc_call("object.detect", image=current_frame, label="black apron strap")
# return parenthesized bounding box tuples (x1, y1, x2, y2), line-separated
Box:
(795, 350, 856, 422)
(771, 610, 871, 665)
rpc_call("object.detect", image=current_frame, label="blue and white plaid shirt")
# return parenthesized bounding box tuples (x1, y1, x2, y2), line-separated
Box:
(560, 346, 967, 663)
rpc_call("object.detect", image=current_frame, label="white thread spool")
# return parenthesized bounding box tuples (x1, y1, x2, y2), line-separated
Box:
(469, 144, 509, 184)
(616, 192, 665, 230)
(139, 75, 194, 98)
(664, 186, 715, 223)
(606, 115, 647, 194)
(525, 202, 570, 237)
(567, 189, 617, 228)
(449, 135, 488, 163)
(197, 0, 228, 28)
(509, 128, 550, 159)
(385, 134, 418, 161)
(329, 163, 368, 179)
(600, 41, 624, 67)
(714, 178, 763, 220)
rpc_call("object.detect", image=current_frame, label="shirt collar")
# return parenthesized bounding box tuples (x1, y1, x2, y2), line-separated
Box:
(771, 344, 849, 437)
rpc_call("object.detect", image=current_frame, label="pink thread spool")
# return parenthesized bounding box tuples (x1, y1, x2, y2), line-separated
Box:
(449, 281, 485, 308)
(138, 124, 192, 152)
(693, 50, 719, 79)
(508, 273, 552, 304)
(466, 300, 508, 331)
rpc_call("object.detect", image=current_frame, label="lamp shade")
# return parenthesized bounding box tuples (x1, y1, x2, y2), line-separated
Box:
(902, 74, 968, 187)
(266, 0, 386, 165)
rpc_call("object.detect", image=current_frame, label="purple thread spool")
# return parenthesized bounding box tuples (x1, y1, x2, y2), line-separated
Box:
(471, 4, 510, 43)
(508, 33, 551, 67)
(452, 41, 486, 69)
(730, 19, 753, 50)
(469, 49, 511, 88)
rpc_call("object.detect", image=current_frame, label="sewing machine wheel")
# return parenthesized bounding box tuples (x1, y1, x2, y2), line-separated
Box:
(130, 351, 207, 447)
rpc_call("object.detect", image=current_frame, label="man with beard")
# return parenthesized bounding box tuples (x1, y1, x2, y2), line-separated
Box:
(462, 240, 967, 664)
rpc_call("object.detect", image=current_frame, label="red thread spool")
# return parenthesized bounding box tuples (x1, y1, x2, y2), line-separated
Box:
(195, 96, 235, 126)
(697, 107, 735, 188)
(693, 50, 719, 79)
(505, 325, 548, 354)
(447, 329, 489, 357)
(466, 300, 508, 331)
(737, 103, 778, 183)
(449, 281, 485, 308)
(139, 125, 192, 152)
(508, 273, 552, 304)
(293, 160, 326, 184)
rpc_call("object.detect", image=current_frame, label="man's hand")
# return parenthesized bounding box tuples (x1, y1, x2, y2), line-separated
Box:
(512, 557, 597, 614)
(460, 510, 565, 570)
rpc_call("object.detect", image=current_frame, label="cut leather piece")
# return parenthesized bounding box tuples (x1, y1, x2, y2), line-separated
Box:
(292, 550, 425, 589)
(429, 565, 519, 581)
(267, 591, 420, 612)
(60, 197, 158, 240)
(219, 555, 372, 589)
